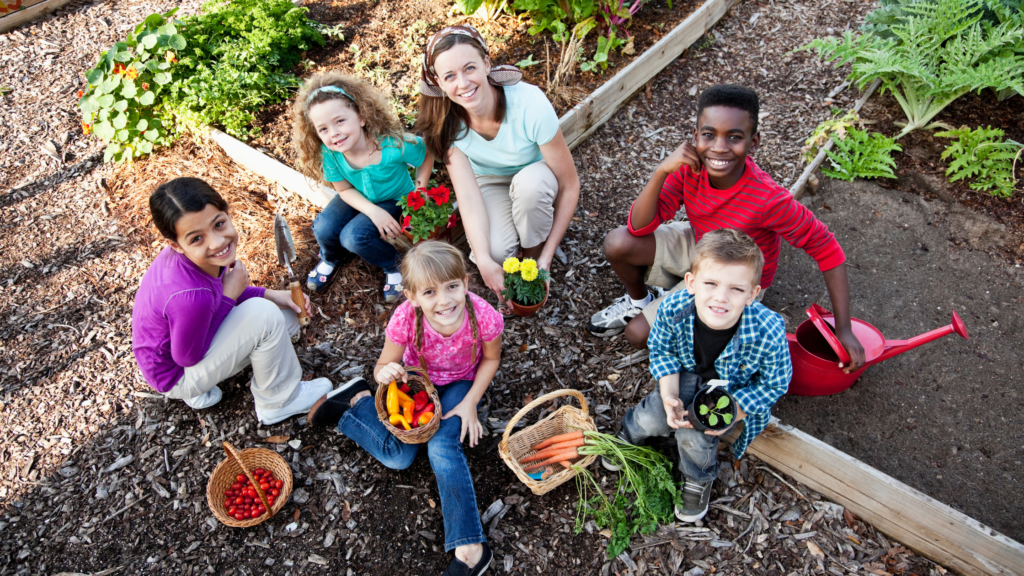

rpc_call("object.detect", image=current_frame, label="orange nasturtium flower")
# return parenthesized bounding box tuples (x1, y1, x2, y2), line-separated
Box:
(141, 83, 149, 90)
(125, 66, 138, 80)
(112, 63, 126, 75)
(81, 121, 92, 135)
(77, 90, 83, 98)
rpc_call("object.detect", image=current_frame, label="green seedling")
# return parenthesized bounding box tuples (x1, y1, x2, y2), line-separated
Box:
(699, 395, 733, 427)
(516, 54, 542, 68)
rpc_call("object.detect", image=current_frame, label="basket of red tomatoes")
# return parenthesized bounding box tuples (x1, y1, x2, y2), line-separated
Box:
(205, 441, 293, 527)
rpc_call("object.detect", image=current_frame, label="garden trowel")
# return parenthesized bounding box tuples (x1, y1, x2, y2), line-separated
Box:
(273, 214, 311, 327)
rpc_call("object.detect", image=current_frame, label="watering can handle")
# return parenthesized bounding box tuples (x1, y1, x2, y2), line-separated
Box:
(806, 303, 852, 365)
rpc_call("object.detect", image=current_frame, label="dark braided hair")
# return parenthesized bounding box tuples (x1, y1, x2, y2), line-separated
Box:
(403, 241, 480, 368)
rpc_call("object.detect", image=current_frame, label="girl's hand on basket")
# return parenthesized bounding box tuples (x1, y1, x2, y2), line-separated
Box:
(442, 400, 485, 448)
(375, 362, 406, 385)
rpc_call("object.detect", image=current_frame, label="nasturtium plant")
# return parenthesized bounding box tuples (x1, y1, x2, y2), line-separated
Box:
(79, 9, 182, 163)
(699, 394, 733, 427)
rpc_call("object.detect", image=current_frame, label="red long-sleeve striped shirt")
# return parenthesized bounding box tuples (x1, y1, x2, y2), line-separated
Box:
(627, 157, 845, 288)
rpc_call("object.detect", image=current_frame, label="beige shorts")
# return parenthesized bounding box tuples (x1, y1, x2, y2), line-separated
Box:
(640, 221, 764, 325)
(472, 161, 558, 264)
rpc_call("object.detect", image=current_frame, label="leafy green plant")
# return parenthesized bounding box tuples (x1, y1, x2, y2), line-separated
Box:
(936, 126, 1024, 197)
(401, 20, 429, 55)
(572, 432, 680, 558)
(79, 9, 183, 163)
(501, 257, 550, 306)
(515, 54, 542, 68)
(802, 0, 1024, 138)
(454, 0, 509, 20)
(580, 31, 623, 72)
(698, 395, 733, 427)
(821, 126, 903, 181)
(399, 186, 457, 243)
(801, 110, 864, 163)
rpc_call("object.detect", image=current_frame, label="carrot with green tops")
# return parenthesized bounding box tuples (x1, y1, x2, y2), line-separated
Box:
(524, 448, 581, 471)
(530, 430, 584, 451)
(519, 438, 587, 464)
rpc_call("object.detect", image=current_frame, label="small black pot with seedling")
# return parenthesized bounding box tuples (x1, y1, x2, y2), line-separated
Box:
(686, 382, 738, 433)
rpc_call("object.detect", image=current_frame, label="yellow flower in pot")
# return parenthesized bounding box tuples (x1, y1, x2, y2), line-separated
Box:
(501, 257, 549, 317)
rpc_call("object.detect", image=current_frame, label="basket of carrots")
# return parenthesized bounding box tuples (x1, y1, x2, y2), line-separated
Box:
(498, 389, 599, 495)
(374, 366, 440, 444)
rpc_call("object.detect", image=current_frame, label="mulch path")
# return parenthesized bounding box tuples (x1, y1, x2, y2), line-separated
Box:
(0, 0, 1016, 572)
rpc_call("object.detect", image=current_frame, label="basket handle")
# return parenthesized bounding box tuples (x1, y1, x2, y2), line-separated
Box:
(500, 388, 590, 446)
(405, 365, 437, 397)
(223, 441, 272, 514)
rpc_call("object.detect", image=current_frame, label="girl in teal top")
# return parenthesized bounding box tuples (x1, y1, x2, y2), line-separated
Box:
(292, 72, 434, 302)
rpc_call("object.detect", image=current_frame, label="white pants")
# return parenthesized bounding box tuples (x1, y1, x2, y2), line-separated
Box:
(163, 298, 302, 410)
(473, 161, 559, 264)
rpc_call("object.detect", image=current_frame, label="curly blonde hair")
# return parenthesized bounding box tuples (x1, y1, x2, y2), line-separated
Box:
(291, 71, 413, 187)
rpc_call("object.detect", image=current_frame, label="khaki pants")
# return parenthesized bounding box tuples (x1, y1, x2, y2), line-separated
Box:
(641, 222, 764, 325)
(163, 298, 302, 410)
(472, 161, 558, 264)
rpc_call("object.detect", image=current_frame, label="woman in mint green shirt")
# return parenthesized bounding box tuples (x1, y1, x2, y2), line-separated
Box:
(293, 72, 433, 302)
(416, 26, 580, 306)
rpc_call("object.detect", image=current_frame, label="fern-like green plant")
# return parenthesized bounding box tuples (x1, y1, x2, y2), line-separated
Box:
(822, 127, 903, 181)
(936, 126, 1024, 197)
(802, 110, 865, 163)
(802, 0, 1024, 138)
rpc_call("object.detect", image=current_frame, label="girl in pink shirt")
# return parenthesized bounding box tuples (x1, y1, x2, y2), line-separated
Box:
(307, 240, 502, 575)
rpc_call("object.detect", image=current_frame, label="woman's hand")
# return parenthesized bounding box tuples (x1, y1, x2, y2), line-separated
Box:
(368, 207, 403, 240)
(375, 362, 406, 385)
(265, 289, 312, 317)
(442, 399, 485, 447)
(478, 258, 506, 304)
(222, 260, 249, 301)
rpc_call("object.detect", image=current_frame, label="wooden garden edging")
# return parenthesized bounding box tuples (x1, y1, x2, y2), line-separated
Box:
(0, 0, 76, 34)
(210, 0, 741, 204)
(728, 419, 1024, 576)
(559, 0, 743, 150)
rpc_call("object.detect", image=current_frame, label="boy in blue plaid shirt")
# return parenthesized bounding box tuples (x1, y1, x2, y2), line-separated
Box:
(607, 229, 792, 522)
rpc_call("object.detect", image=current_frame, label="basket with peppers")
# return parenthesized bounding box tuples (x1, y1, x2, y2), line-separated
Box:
(373, 366, 441, 444)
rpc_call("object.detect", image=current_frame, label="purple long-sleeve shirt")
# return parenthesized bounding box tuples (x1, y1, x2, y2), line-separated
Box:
(132, 246, 266, 392)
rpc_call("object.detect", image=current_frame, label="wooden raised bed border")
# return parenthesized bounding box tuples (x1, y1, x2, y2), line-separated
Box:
(0, 0, 75, 34)
(727, 419, 1024, 576)
(210, 0, 743, 207)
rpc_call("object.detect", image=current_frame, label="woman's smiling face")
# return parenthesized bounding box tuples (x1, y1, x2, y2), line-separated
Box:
(433, 43, 492, 113)
(170, 204, 238, 277)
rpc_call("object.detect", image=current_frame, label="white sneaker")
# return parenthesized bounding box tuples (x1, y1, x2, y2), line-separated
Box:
(255, 378, 333, 425)
(183, 386, 222, 409)
(587, 294, 644, 337)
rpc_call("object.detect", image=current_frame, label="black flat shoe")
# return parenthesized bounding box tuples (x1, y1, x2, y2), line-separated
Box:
(442, 542, 493, 576)
(306, 377, 371, 427)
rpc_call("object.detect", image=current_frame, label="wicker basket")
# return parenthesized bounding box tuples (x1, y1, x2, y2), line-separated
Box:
(498, 389, 598, 495)
(206, 441, 293, 527)
(374, 366, 441, 444)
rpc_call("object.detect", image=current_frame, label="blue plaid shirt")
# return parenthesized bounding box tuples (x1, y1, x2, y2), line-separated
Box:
(648, 290, 792, 457)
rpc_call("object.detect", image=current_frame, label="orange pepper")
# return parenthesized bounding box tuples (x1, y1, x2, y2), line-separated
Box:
(402, 399, 415, 424)
(417, 412, 434, 427)
(389, 413, 411, 430)
(386, 381, 400, 415)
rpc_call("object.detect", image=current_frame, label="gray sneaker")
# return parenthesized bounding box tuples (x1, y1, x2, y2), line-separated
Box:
(675, 478, 713, 522)
(183, 386, 222, 409)
(587, 294, 644, 337)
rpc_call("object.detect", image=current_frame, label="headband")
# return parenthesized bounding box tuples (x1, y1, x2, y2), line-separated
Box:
(305, 85, 353, 105)
(420, 25, 523, 98)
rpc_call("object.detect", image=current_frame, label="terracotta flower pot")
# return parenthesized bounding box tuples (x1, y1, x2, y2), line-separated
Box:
(403, 224, 445, 244)
(508, 283, 549, 317)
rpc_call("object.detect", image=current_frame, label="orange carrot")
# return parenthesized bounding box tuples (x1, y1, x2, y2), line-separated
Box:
(523, 449, 579, 471)
(531, 430, 584, 451)
(558, 461, 573, 469)
(519, 439, 587, 464)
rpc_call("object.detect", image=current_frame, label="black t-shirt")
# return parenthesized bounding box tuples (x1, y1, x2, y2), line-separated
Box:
(692, 314, 740, 381)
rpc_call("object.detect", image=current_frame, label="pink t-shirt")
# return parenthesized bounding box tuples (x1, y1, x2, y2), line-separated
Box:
(386, 291, 504, 386)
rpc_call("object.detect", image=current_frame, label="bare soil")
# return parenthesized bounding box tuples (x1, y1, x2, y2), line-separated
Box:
(1, 0, 1021, 573)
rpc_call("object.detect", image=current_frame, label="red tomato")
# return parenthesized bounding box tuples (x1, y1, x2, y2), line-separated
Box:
(267, 495, 275, 506)
(255, 468, 264, 475)
(224, 489, 233, 496)
(260, 483, 270, 491)
(236, 474, 246, 483)
(235, 496, 245, 505)
(228, 506, 237, 514)
(275, 480, 283, 489)
(231, 482, 242, 490)
(249, 489, 258, 499)
(234, 512, 244, 521)
(270, 488, 280, 497)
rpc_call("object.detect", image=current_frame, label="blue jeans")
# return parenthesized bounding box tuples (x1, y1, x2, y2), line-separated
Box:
(337, 380, 485, 551)
(312, 195, 402, 274)
(619, 372, 720, 483)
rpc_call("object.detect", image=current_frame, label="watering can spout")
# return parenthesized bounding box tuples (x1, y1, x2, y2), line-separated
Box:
(870, 311, 969, 366)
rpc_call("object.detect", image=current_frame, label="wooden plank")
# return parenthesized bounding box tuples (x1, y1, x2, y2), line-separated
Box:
(208, 128, 337, 209)
(733, 419, 1024, 576)
(558, 0, 743, 150)
(0, 0, 75, 33)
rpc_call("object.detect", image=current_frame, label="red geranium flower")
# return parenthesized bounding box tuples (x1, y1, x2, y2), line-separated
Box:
(407, 189, 425, 211)
(402, 215, 411, 229)
(426, 186, 450, 206)
(447, 213, 459, 229)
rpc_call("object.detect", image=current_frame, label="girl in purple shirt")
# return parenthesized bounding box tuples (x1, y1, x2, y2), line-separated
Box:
(131, 177, 334, 425)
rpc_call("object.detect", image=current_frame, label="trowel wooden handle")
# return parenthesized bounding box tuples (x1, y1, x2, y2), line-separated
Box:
(288, 278, 310, 327)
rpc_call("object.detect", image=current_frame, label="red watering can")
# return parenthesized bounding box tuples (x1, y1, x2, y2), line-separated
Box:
(787, 303, 969, 396)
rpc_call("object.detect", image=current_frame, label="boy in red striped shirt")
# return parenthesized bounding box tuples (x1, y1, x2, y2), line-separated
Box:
(587, 84, 865, 371)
